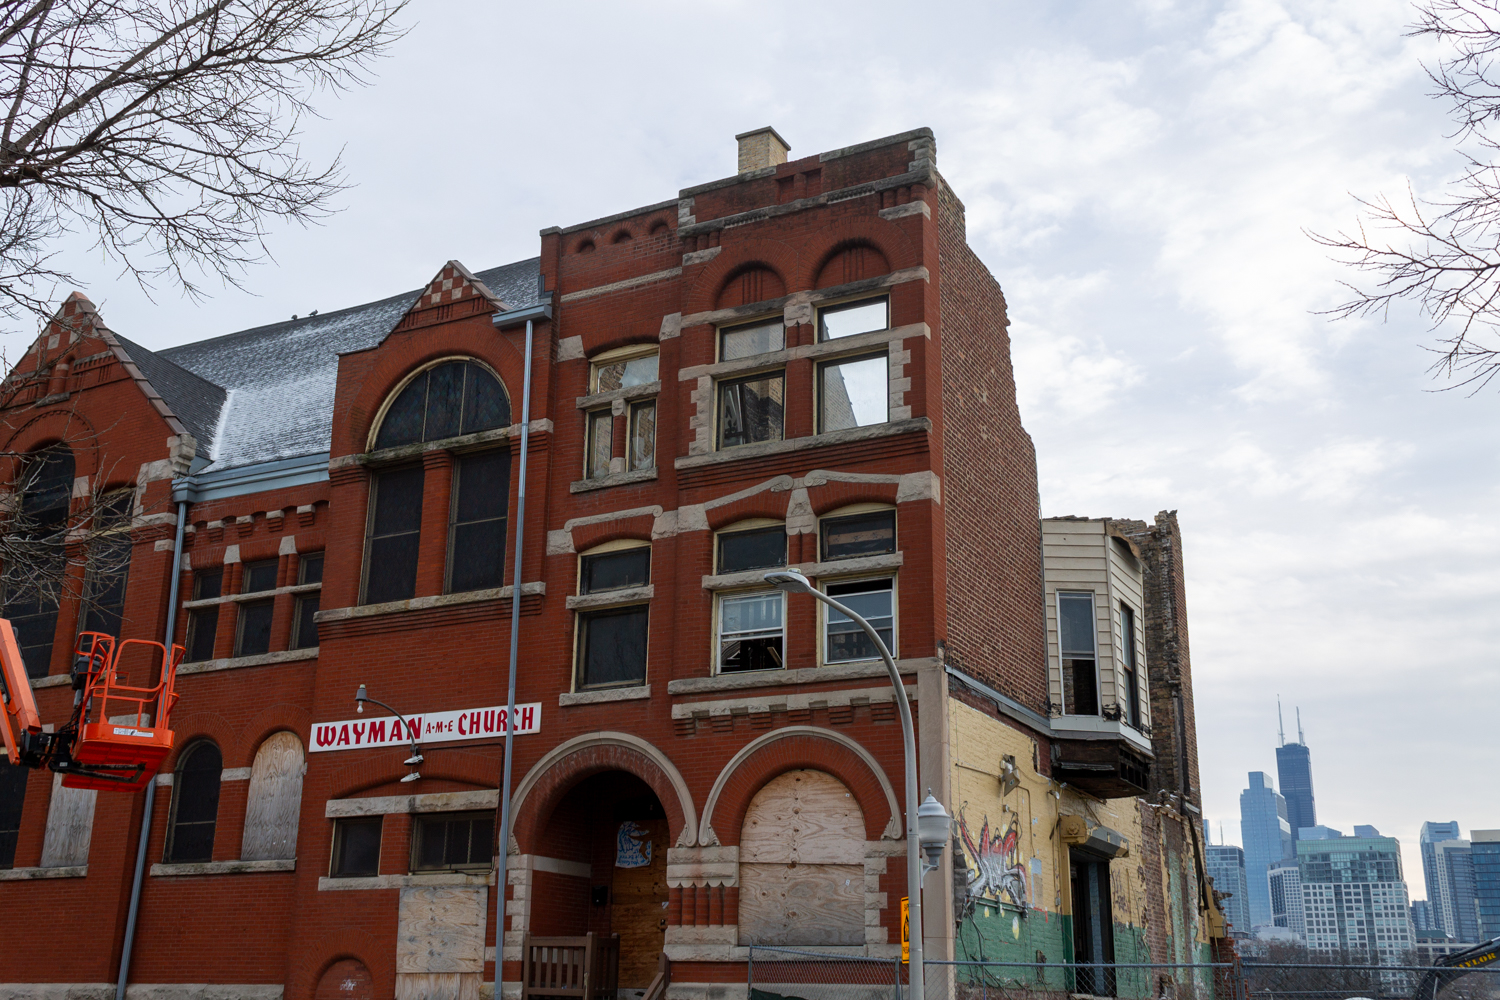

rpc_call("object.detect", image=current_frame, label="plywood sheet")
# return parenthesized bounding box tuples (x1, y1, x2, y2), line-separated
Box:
(241, 731, 305, 861)
(395, 972, 481, 1000)
(740, 770, 864, 865)
(738, 862, 865, 946)
(614, 817, 668, 988)
(396, 885, 488, 974)
(39, 772, 95, 868)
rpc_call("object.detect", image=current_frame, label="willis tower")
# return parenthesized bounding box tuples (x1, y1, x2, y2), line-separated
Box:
(1276, 704, 1316, 844)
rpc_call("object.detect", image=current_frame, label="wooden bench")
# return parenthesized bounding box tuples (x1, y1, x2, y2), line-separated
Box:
(521, 933, 621, 1000)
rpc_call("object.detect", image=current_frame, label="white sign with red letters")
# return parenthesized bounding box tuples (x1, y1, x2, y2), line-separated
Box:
(309, 703, 541, 753)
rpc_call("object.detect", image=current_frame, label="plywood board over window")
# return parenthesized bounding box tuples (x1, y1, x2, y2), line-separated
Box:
(39, 773, 96, 868)
(395, 885, 488, 1000)
(739, 769, 865, 946)
(241, 731, 305, 861)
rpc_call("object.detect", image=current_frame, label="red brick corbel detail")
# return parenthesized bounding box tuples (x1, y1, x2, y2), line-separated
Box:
(796, 216, 922, 290)
(569, 514, 655, 554)
(680, 236, 802, 317)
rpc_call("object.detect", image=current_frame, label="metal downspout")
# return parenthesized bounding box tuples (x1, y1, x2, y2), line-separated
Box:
(494, 317, 536, 1000)
(116, 498, 189, 1000)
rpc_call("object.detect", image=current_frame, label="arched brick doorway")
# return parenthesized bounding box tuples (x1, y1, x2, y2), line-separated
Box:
(530, 771, 669, 990)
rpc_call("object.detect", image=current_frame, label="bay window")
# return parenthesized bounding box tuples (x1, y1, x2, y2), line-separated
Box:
(1058, 591, 1099, 716)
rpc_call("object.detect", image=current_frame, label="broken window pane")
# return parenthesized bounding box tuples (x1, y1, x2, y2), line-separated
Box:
(719, 319, 784, 361)
(819, 354, 888, 432)
(586, 410, 613, 479)
(818, 297, 888, 340)
(593, 353, 658, 393)
(629, 401, 656, 472)
(717, 373, 784, 449)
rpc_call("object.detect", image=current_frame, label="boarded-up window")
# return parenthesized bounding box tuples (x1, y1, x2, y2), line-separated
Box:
(394, 884, 488, 1000)
(39, 773, 96, 868)
(739, 769, 866, 946)
(241, 731, 305, 861)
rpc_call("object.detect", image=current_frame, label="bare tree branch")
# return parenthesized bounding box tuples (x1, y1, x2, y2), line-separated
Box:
(0, 0, 407, 330)
(1315, 0, 1500, 390)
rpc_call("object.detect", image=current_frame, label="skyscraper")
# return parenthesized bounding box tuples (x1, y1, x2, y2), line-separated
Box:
(1299, 831, 1416, 962)
(1422, 821, 1465, 938)
(1241, 771, 1292, 929)
(1276, 706, 1316, 847)
(1207, 842, 1252, 937)
(1472, 830, 1500, 940)
(1433, 839, 1482, 943)
(1269, 861, 1307, 939)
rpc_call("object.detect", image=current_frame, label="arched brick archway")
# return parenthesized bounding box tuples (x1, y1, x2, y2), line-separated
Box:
(697, 726, 901, 846)
(508, 733, 697, 851)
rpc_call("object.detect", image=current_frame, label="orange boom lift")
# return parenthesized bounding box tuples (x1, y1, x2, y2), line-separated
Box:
(0, 620, 183, 791)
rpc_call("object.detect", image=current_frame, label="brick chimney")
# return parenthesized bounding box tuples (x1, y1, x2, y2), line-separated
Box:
(736, 127, 790, 173)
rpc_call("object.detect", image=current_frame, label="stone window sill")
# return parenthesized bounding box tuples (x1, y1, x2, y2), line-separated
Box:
(151, 859, 295, 877)
(570, 467, 658, 493)
(326, 789, 499, 818)
(575, 380, 660, 411)
(677, 417, 931, 470)
(565, 585, 653, 610)
(328, 419, 555, 470)
(31, 673, 71, 689)
(317, 871, 494, 891)
(560, 684, 651, 707)
(0, 865, 87, 880)
(675, 322, 928, 383)
(183, 581, 320, 609)
(318, 582, 545, 623)
(703, 554, 903, 591)
(177, 647, 317, 677)
(666, 657, 933, 696)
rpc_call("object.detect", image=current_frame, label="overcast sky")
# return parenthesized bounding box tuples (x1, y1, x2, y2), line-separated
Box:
(39, 0, 1499, 895)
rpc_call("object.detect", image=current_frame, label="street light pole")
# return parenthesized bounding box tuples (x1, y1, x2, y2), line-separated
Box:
(765, 570, 944, 1000)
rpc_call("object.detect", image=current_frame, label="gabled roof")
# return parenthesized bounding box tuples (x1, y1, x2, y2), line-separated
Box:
(111, 333, 227, 456)
(157, 258, 542, 473)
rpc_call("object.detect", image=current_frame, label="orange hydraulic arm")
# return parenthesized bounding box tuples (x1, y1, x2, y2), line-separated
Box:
(0, 618, 42, 767)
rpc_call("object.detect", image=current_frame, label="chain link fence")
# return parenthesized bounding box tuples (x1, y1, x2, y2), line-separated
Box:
(746, 951, 1500, 1000)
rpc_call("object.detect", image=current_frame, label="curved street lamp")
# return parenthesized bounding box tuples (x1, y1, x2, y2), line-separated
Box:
(355, 683, 423, 783)
(765, 569, 949, 1000)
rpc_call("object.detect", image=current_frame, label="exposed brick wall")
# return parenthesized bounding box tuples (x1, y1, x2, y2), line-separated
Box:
(934, 180, 1049, 715)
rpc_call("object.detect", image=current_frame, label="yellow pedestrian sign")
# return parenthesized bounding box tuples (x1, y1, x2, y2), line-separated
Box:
(901, 896, 909, 964)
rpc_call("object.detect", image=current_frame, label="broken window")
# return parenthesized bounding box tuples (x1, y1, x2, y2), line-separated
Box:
(411, 811, 494, 872)
(363, 465, 423, 605)
(818, 296, 888, 341)
(823, 578, 894, 663)
(1059, 591, 1099, 716)
(165, 741, 222, 864)
(717, 526, 787, 574)
(719, 318, 784, 361)
(717, 590, 784, 673)
(1119, 602, 1141, 729)
(292, 553, 322, 650)
(820, 509, 896, 561)
(818, 353, 888, 433)
(717, 372, 784, 449)
(592, 350, 658, 392)
(374, 360, 510, 450)
(331, 817, 382, 878)
(447, 450, 510, 593)
(629, 400, 656, 472)
(575, 547, 651, 690)
(585, 409, 612, 479)
(0, 763, 26, 869)
(184, 568, 222, 662)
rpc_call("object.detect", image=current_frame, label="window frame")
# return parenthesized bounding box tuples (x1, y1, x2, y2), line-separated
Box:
(715, 368, 786, 450)
(818, 574, 897, 667)
(584, 408, 613, 479)
(360, 463, 425, 606)
(164, 740, 222, 864)
(818, 506, 897, 563)
(627, 398, 657, 473)
(816, 350, 890, 434)
(184, 568, 223, 662)
(1056, 590, 1101, 718)
(409, 810, 495, 873)
(233, 597, 275, 658)
(589, 345, 660, 394)
(330, 815, 383, 878)
(572, 541, 652, 691)
(816, 295, 890, 342)
(715, 521, 788, 575)
(0, 762, 27, 870)
(1119, 601, 1141, 729)
(717, 315, 785, 363)
(78, 488, 135, 640)
(291, 553, 323, 650)
(445, 449, 512, 595)
(366, 356, 511, 453)
(714, 587, 786, 675)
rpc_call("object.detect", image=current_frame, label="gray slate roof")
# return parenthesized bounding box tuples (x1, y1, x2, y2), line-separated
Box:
(145, 258, 541, 472)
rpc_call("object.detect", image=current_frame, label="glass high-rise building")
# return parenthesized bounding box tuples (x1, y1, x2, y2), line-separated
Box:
(1421, 821, 1479, 940)
(1207, 842, 1251, 937)
(1276, 740, 1316, 847)
(1241, 771, 1292, 929)
(1473, 830, 1500, 940)
(1298, 832, 1415, 963)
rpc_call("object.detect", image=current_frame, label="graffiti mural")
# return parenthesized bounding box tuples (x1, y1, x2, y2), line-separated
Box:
(958, 808, 1028, 909)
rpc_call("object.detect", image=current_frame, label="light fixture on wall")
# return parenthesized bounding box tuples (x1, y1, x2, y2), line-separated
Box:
(355, 683, 423, 782)
(917, 793, 951, 875)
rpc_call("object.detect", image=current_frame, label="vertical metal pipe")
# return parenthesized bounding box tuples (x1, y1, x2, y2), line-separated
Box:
(116, 498, 188, 1000)
(494, 317, 535, 1000)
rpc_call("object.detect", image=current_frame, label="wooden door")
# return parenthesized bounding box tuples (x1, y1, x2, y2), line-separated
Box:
(612, 817, 669, 987)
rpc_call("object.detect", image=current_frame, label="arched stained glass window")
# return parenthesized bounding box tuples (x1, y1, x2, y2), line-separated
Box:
(165, 741, 222, 863)
(374, 361, 510, 450)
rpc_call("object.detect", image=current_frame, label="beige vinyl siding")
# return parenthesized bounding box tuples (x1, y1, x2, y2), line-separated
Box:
(1106, 536, 1149, 729)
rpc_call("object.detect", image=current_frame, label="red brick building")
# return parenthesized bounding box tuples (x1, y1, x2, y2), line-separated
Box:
(0, 127, 1223, 1000)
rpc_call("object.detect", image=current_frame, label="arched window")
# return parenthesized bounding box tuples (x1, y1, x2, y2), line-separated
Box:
(739, 769, 866, 945)
(373, 360, 510, 451)
(0, 763, 26, 869)
(4, 445, 74, 677)
(165, 741, 222, 863)
(79, 489, 134, 638)
(241, 732, 305, 861)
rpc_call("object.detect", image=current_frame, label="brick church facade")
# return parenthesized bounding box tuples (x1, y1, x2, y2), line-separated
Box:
(0, 127, 1226, 999)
